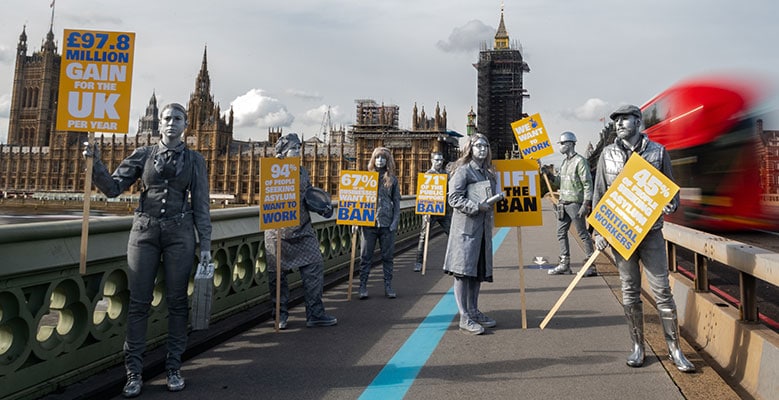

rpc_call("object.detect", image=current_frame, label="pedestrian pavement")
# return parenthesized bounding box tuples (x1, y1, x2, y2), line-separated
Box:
(99, 204, 740, 400)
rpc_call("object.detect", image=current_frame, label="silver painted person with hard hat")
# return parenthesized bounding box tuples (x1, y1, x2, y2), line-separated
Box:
(542, 131, 596, 276)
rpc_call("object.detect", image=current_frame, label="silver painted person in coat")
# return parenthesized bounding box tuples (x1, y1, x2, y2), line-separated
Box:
(592, 104, 694, 372)
(265, 133, 337, 330)
(442, 134, 498, 335)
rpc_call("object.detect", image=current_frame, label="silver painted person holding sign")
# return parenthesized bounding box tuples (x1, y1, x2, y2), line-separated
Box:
(265, 133, 337, 330)
(592, 104, 694, 372)
(83, 103, 212, 397)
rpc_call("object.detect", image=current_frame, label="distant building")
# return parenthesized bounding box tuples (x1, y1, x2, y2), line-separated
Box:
(1, 25, 461, 203)
(474, 6, 530, 159)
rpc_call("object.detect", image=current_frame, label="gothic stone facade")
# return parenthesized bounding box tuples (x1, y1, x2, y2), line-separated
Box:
(2, 27, 460, 204)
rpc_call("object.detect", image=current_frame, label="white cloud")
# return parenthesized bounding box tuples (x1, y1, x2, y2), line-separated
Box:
(436, 20, 494, 53)
(573, 98, 611, 121)
(230, 89, 294, 140)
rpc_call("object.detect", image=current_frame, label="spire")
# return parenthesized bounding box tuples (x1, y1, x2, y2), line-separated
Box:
(17, 25, 28, 55)
(45, 0, 57, 53)
(494, 1, 510, 50)
(194, 45, 211, 100)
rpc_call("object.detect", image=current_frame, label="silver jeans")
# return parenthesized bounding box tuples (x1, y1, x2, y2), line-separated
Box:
(614, 228, 675, 309)
(124, 212, 196, 374)
(556, 202, 594, 259)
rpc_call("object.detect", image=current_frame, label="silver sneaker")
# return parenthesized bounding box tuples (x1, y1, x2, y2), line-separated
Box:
(547, 264, 572, 275)
(166, 369, 185, 392)
(358, 284, 368, 299)
(413, 263, 422, 272)
(306, 314, 338, 327)
(122, 373, 142, 398)
(472, 311, 497, 328)
(459, 318, 485, 335)
(584, 267, 598, 277)
(278, 314, 288, 330)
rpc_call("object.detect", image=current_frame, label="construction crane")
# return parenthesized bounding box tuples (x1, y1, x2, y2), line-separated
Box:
(319, 106, 332, 143)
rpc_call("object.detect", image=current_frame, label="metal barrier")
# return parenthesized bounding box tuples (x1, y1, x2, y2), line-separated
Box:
(0, 199, 423, 400)
(661, 222, 778, 400)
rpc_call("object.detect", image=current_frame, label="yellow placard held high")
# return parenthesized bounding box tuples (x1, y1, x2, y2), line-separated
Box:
(56, 29, 135, 133)
(259, 157, 301, 230)
(493, 159, 543, 227)
(415, 173, 447, 216)
(337, 170, 379, 226)
(511, 113, 554, 159)
(587, 153, 680, 259)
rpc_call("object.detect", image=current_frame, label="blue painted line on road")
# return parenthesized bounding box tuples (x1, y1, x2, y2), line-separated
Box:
(358, 227, 511, 400)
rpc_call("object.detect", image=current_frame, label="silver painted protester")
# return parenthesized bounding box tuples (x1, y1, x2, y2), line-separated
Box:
(358, 147, 401, 299)
(542, 131, 596, 276)
(592, 104, 695, 372)
(265, 133, 337, 330)
(83, 103, 212, 397)
(414, 152, 452, 272)
(442, 134, 498, 335)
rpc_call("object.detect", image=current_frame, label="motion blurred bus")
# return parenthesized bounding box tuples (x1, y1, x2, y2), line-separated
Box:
(640, 74, 779, 231)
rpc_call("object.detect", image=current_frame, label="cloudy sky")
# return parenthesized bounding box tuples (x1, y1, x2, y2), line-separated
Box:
(2, 0, 779, 164)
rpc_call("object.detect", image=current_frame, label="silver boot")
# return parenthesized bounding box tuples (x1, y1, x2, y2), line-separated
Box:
(548, 256, 572, 275)
(623, 303, 645, 367)
(658, 307, 696, 372)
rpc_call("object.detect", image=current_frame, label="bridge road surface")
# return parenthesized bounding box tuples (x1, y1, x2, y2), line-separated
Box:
(102, 205, 739, 400)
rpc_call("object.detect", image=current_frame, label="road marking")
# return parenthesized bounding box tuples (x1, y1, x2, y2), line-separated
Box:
(358, 227, 511, 400)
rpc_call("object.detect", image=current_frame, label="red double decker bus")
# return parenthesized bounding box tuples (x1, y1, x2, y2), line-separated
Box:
(640, 74, 779, 231)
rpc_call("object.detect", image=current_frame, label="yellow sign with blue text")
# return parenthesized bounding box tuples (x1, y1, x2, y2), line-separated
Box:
(587, 153, 679, 260)
(415, 173, 447, 216)
(493, 159, 543, 227)
(337, 170, 379, 226)
(511, 113, 554, 159)
(56, 29, 135, 134)
(259, 157, 300, 230)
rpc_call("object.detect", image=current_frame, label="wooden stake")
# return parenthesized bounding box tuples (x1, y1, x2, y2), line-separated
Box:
(275, 234, 282, 332)
(542, 172, 559, 206)
(79, 132, 95, 275)
(517, 228, 527, 329)
(539, 250, 600, 329)
(347, 225, 358, 300)
(421, 218, 430, 275)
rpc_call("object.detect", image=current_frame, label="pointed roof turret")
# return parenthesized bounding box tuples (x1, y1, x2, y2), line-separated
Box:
(194, 45, 211, 98)
(494, 3, 510, 50)
(17, 26, 28, 55)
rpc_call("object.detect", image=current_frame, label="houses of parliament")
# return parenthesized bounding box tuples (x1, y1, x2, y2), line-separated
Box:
(1, 10, 530, 205)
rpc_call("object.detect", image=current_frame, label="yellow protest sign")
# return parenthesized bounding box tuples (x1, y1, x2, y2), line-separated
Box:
(493, 159, 543, 227)
(56, 29, 135, 133)
(337, 170, 379, 226)
(259, 157, 301, 230)
(511, 113, 554, 159)
(587, 153, 680, 259)
(415, 173, 447, 216)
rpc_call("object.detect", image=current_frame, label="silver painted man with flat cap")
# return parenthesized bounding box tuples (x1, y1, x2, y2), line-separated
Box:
(265, 133, 337, 330)
(542, 131, 596, 276)
(592, 104, 695, 372)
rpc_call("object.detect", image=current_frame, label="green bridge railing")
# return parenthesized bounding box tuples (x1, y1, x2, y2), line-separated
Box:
(0, 199, 423, 400)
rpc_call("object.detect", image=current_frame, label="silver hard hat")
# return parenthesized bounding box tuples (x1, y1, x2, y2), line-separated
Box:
(558, 131, 577, 143)
(304, 186, 332, 215)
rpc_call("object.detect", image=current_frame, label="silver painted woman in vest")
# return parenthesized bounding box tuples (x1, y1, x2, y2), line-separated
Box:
(592, 104, 694, 372)
(84, 103, 212, 397)
(442, 134, 498, 335)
